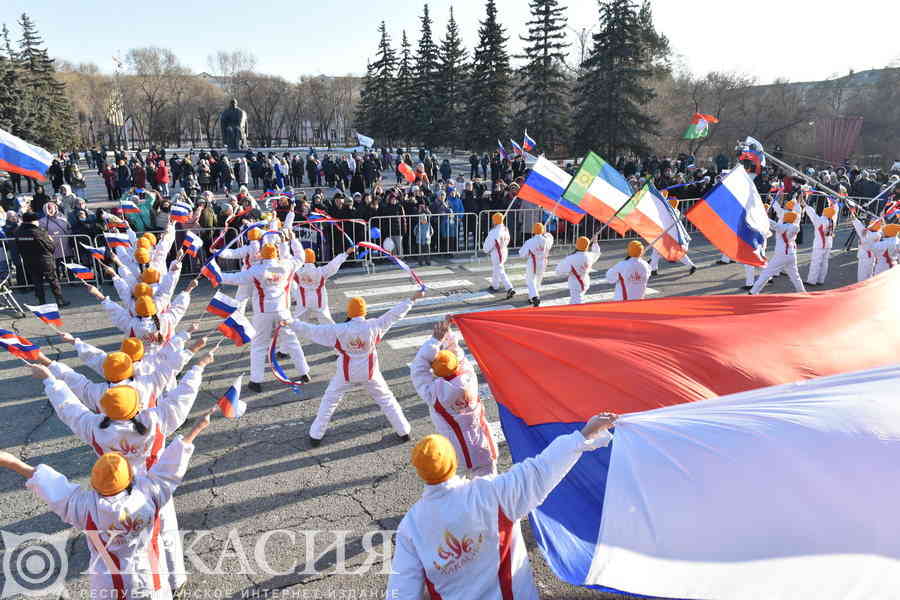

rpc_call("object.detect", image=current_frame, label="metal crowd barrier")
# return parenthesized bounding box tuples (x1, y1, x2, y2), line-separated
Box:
(369, 212, 477, 262)
(0, 233, 95, 290)
(294, 220, 370, 266)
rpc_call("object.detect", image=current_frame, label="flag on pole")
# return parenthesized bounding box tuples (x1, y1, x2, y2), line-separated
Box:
(0, 127, 52, 181)
(517, 157, 586, 224)
(206, 291, 240, 318)
(23, 303, 62, 327)
(119, 199, 141, 214)
(200, 259, 223, 287)
(497, 140, 509, 160)
(681, 113, 719, 140)
(355, 132, 374, 148)
(562, 152, 634, 235)
(217, 375, 247, 418)
(739, 136, 766, 174)
(65, 263, 94, 280)
(686, 167, 769, 266)
(103, 232, 131, 249)
(170, 202, 192, 223)
(80, 243, 107, 262)
(218, 313, 256, 347)
(618, 184, 689, 261)
(0, 329, 40, 360)
(182, 231, 203, 257)
(523, 130, 536, 152)
(510, 139, 525, 157)
(398, 162, 415, 183)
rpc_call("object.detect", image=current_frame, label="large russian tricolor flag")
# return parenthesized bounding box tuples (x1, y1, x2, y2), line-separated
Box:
(453, 270, 900, 597)
(0, 127, 52, 181)
(517, 157, 586, 225)
(686, 167, 769, 267)
(562, 152, 633, 235)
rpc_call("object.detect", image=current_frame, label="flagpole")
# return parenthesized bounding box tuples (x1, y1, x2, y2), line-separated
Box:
(641, 218, 683, 256)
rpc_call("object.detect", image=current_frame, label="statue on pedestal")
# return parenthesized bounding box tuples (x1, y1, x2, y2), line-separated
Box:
(220, 98, 248, 151)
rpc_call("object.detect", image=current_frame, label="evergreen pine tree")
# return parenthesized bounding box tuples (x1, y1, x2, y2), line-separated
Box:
(0, 24, 25, 134)
(367, 21, 397, 144)
(637, 0, 671, 76)
(515, 0, 571, 154)
(412, 4, 440, 148)
(394, 30, 415, 145)
(355, 59, 376, 138)
(466, 0, 512, 152)
(434, 7, 468, 151)
(573, 0, 657, 158)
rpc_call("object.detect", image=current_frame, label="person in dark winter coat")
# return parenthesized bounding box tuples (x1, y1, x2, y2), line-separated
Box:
(15, 212, 70, 306)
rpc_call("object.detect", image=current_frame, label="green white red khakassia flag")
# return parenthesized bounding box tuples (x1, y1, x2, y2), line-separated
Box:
(619, 184, 690, 262)
(562, 151, 634, 235)
(682, 113, 719, 140)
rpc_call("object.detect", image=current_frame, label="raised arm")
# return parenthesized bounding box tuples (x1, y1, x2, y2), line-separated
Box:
(373, 295, 418, 337)
(34, 365, 100, 446)
(68, 335, 107, 377)
(152, 358, 209, 434)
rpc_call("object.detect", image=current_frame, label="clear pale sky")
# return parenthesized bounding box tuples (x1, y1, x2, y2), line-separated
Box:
(4, 0, 898, 84)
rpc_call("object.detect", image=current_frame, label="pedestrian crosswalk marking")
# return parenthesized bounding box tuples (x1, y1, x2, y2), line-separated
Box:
(367, 290, 494, 312)
(335, 267, 452, 285)
(342, 279, 474, 297)
(397, 304, 515, 327)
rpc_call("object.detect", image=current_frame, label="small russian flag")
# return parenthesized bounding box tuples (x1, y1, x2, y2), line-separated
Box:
(497, 139, 509, 160)
(103, 232, 131, 249)
(0, 329, 40, 360)
(523, 130, 536, 152)
(206, 291, 239, 318)
(80, 243, 107, 262)
(120, 199, 141, 214)
(170, 202, 192, 223)
(183, 231, 204, 257)
(217, 374, 247, 418)
(510, 139, 525, 157)
(200, 259, 223, 287)
(65, 263, 95, 280)
(23, 303, 62, 327)
(218, 313, 256, 346)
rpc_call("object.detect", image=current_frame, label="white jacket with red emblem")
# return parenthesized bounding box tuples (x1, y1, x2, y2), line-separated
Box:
(43, 365, 204, 474)
(555, 243, 602, 290)
(410, 332, 497, 473)
(290, 299, 412, 382)
(386, 430, 612, 599)
(219, 258, 295, 314)
(482, 224, 511, 264)
(291, 247, 348, 310)
(605, 256, 652, 301)
(101, 291, 191, 344)
(518, 233, 554, 276)
(25, 437, 194, 600)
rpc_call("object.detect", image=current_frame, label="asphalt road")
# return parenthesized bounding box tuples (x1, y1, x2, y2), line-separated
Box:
(0, 161, 868, 599)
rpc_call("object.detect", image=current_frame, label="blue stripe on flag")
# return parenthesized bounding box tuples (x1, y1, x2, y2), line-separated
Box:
(526, 172, 587, 215)
(703, 185, 766, 250)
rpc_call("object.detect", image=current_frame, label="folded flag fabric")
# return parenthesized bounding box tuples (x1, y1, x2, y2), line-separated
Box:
(23, 303, 62, 327)
(0, 329, 40, 360)
(119, 199, 141, 214)
(397, 162, 415, 183)
(516, 157, 586, 224)
(103, 232, 131, 249)
(355, 132, 374, 148)
(563, 152, 634, 235)
(170, 202, 192, 223)
(81, 243, 107, 262)
(682, 112, 719, 139)
(523, 130, 536, 152)
(739, 136, 766, 174)
(218, 313, 255, 346)
(619, 183, 689, 261)
(182, 231, 203, 257)
(65, 263, 94, 280)
(217, 374, 247, 418)
(200, 259, 223, 287)
(686, 167, 769, 267)
(206, 291, 239, 318)
(0, 126, 52, 181)
(590, 365, 900, 600)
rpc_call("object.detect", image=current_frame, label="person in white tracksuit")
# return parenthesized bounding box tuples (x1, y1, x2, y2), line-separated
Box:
(871, 224, 900, 276)
(803, 202, 836, 286)
(87, 282, 195, 347)
(749, 211, 806, 294)
(291, 244, 354, 323)
(410, 319, 497, 478)
(385, 412, 617, 599)
(606, 240, 652, 301)
(287, 291, 424, 445)
(850, 206, 883, 282)
(554, 234, 601, 304)
(0, 382, 212, 600)
(37, 355, 213, 594)
(218, 243, 310, 392)
(649, 198, 696, 276)
(517, 223, 553, 306)
(482, 212, 515, 299)
(216, 229, 263, 313)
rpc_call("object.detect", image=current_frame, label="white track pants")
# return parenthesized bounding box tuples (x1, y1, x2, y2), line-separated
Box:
(525, 268, 545, 299)
(750, 254, 805, 294)
(568, 278, 586, 304)
(310, 372, 411, 440)
(650, 249, 695, 271)
(160, 499, 185, 590)
(490, 256, 513, 291)
(806, 248, 830, 284)
(857, 253, 874, 282)
(250, 311, 309, 383)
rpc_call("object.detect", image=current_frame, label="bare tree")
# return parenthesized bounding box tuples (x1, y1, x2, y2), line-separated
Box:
(124, 47, 189, 145)
(207, 50, 257, 97)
